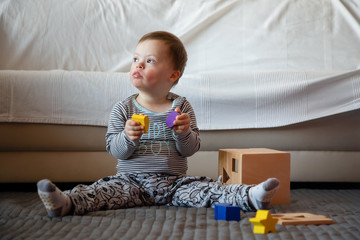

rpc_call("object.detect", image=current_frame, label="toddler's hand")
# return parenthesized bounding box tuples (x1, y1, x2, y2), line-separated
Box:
(125, 119, 144, 141)
(173, 108, 190, 134)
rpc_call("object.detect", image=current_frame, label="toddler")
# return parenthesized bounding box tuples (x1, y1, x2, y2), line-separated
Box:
(37, 31, 279, 217)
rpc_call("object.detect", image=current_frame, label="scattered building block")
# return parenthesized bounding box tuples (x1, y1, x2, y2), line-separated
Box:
(214, 203, 241, 221)
(218, 148, 290, 204)
(166, 111, 179, 128)
(249, 210, 278, 234)
(132, 114, 149, 133)
(272, 213, 334, 225)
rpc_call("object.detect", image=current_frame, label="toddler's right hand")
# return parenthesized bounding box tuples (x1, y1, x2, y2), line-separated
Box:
(125, 119, 144, 141)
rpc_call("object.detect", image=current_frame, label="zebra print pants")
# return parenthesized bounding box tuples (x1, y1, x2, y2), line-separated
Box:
(64, 173, 254, 215)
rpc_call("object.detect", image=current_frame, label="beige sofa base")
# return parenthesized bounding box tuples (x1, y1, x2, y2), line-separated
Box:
(0, 152, 116, 183)
(1, 151, 359, 183)
(1, 110, 359, 183)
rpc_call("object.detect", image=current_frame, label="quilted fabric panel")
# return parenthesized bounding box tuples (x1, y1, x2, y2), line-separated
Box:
(0, 189, 359, 239)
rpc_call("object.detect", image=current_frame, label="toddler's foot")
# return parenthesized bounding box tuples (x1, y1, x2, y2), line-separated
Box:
(248, 178, 279, 210)
(37, 179, 72, 217)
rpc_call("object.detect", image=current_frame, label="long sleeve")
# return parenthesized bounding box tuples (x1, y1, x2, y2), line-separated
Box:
(172, 100, 200, 157)
(105, 102, 138, 160)
(173, 129, 200, 157)
(105, 93, 200, 176)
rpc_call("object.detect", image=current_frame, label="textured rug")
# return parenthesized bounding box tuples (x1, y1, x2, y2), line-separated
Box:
(0, 189, 359, 240)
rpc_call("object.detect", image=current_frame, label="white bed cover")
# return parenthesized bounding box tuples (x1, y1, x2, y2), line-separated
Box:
(1, 70, 359, 130)
(0, 0, 359, 129)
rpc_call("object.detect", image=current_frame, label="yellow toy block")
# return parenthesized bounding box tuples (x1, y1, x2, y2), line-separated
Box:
(249, 210, 278, 234)
(218, 148, 290, 204)
(132, 114, 149, 133)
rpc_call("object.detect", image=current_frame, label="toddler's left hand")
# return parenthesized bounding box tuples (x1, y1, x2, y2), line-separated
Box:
(173, 108, 190, 134)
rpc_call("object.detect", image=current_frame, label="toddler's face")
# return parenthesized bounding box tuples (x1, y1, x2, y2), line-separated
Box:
(130, 40, 177, 92)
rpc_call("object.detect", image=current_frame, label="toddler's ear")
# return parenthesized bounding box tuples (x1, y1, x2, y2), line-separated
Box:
(169, 70, 181, 83)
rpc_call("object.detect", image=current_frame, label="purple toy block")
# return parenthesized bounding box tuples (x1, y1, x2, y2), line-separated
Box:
(166, 111, 179, 128)
(215, 203, 241, 221)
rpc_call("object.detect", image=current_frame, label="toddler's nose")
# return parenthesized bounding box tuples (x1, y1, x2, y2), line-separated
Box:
(136, 62, 144, 69)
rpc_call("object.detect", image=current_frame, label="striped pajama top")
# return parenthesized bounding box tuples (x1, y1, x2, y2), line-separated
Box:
(105, 92, 200, 176)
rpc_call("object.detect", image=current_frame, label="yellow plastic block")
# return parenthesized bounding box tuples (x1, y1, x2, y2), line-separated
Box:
(249, 210, 278, 234)
(218, 148, 290, 204)
(132, 114, 149, 133)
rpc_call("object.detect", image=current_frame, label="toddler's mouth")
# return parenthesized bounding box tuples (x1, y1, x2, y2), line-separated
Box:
(132, 71, 142, 78)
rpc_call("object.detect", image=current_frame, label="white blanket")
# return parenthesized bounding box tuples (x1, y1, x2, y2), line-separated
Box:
(1, 70, 359, 130)
(1, 0, 360, 129)
(0, 0, 359, 72)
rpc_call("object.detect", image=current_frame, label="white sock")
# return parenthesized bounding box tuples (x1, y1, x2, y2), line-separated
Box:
(37, 179, 72, 217)
(248, 178, 280, 210)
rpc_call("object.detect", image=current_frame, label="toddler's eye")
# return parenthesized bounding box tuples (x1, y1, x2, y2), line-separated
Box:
(133, 57, 139, 63)
(147, 58, 155, 63)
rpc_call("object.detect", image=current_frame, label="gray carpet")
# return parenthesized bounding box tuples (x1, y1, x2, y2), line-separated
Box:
(0, 189, 359, 240)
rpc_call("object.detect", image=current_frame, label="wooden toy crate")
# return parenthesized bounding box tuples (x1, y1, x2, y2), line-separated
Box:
(218, 148, 290, 204)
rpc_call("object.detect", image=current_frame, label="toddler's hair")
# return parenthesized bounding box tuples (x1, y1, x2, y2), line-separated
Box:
(138, 31, 187, 85)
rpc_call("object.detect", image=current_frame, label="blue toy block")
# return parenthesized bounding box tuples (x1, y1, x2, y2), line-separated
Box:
(214, 203, 241, 221)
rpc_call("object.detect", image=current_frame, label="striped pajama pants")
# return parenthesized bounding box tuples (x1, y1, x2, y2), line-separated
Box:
(64, 173, 254, 215)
